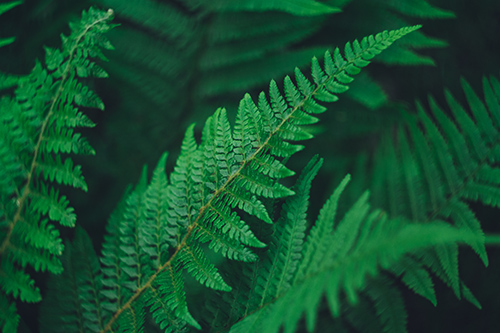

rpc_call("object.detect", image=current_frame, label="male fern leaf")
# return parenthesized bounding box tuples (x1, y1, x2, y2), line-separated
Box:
(0, 7, 114, 333)
(46, 26, 420, 333)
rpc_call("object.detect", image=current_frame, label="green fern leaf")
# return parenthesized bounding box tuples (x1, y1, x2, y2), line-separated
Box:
(0, 7, 114, 331)
(140, 152, 174, 269)
(0, 259, 40, 302)
(266, 155, 323, 301)
(30, 184, 76, 227)
(35, 155, 88, 191)
(294, 174, 351, 282)
(230, 215, 478, 333)
(179, 243, 232, 291)
(48, 26, 419, 333)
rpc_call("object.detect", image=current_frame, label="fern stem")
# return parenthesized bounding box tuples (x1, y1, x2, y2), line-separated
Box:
(0, 14, 111, 255)
(100, 35, 386, 332)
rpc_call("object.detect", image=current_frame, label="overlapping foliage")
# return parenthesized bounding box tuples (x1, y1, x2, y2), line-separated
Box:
(0, 7, 115, 332)
(222, 160, 475, 333)
(37, 26, 435, 333)
(2, 1, 500, 333)
(87, 0, 454, 186)
(363, 74, 500, 306)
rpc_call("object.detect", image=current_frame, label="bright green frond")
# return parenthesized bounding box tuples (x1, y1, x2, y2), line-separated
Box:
(30, 184, 76, 227)
(100, 188, 131, 321)
(36, 155, 87, 191)
(270, 155, 323, 298)
(203, 198, 265, 249)
(295, 174, 351, 282)
(140, 152, 175, 269)
(230, 218, 478, 333)
(193, 224, 259, 262)
(11, 216, 63, 255)
(8, 236, 63, 273)
(44, 25, 418, 333)
(0, 9, 114, 330)
(119, 182, 148, 295)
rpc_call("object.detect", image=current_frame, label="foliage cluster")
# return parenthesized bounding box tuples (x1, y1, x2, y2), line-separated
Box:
(1, 1, 500, 333)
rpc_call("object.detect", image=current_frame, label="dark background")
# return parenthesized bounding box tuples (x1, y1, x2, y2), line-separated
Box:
(1, 0, 500, 332)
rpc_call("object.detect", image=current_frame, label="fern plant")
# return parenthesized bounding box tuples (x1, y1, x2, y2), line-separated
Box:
(0, 7, 115, 332)
(199, 154, 479, 333)
(3, 2, 500, 333)
(33, 25, 458, 333)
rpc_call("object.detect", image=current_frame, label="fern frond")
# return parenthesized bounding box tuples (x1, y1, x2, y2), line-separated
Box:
(361, 75, 500, 310)
(0, 7, 114, 332)
(46, 26, 417, 333)
(228, 182, 477, 333)
(271, 155, 322, 297)
(256, 156, 323, 309)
